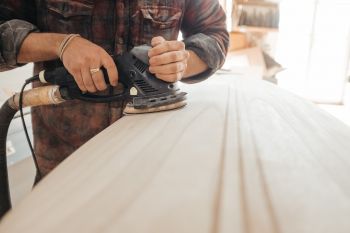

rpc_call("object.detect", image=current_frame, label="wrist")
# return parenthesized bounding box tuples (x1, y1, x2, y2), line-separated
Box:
(183, 50, 208, 79)
(17, 33, 73, 63)
(57, 34, 81, 61)
(51, 34, 66, 57)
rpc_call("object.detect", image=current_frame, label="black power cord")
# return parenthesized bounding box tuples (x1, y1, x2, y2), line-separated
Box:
(19, 76, 42, 184)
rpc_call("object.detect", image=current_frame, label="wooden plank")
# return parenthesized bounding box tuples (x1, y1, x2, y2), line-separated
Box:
(1, 74, 350, 233)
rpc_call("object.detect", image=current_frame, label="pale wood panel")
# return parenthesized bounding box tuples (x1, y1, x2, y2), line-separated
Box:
(1, 74, 350, 233)
(218, 77, 350, 233)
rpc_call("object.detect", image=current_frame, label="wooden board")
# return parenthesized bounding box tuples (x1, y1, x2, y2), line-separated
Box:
(1, 74, 350, 233)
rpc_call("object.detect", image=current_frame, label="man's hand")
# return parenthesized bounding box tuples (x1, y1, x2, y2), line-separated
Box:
(17, 33, 118, 93)
(61, 36, 118, 93)
(148, 36, 190, 82)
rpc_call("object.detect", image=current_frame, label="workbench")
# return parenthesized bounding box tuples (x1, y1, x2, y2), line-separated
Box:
(1, 73, 350, 233)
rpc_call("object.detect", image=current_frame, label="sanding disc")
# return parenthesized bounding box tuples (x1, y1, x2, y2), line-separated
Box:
(123, 100, 187, 114)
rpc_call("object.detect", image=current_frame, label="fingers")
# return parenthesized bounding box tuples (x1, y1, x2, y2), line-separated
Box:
(155, 72, 184, 83)
(91, 70, 107, 91)
(100, 51, 118, 86)
(81, 67, 97, 93)
(150, 61, 187, 83)
(81, 56, 107, 92)
(149, 61, 186, 75)
(79, 56, 116, 93)
(61, 36, 118, 92)
(151, 36, 166, 47)
(148, 40, 185, 57)
(148, 38, 189, 82)
(70, 68, 86, 92)
(149, 50, 189, 66)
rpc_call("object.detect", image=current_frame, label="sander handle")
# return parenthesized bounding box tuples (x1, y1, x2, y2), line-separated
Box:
(39, 66, 128, 103)
(40, 66, 111, 86)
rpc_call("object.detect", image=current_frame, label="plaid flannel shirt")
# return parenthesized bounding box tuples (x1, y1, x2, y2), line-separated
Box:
(0, 0, 228, 175)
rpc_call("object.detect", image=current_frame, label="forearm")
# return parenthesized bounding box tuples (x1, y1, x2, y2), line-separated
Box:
(180, 0, 229, 83)
(183, 50, 208, 79)
(19, 32, 119, 92)
(17, 32, 66, 63)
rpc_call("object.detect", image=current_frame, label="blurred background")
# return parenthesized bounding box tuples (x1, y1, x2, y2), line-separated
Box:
(220, 0, 350, 125)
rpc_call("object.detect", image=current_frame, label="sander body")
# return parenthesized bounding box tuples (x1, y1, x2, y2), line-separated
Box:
(38, 45, 187, 113)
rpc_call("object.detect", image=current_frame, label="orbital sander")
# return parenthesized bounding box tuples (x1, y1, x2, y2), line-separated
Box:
(37, 44, 187, 113)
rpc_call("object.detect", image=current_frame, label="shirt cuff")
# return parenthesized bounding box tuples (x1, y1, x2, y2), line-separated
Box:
(182, 33, 226, 84)
(0, 19, 38, 70)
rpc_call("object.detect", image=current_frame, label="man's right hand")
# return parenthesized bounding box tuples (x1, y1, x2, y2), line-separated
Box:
(17, 33, 118, 93)
(60, 36, 118, 93)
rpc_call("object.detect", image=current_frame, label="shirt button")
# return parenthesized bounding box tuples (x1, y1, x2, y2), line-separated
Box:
(118, 38, 124, 44)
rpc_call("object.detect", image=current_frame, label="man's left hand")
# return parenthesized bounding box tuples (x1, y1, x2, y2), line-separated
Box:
(148, 36, 190, 82)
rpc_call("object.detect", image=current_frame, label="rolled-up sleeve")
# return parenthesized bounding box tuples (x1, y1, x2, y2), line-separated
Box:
(0, 1, 38, 71)
(0, 20, 38, 71)
(181, 0, 229, 83)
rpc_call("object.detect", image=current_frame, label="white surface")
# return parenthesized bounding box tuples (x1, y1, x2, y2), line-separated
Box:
(1, 74, 350, 233)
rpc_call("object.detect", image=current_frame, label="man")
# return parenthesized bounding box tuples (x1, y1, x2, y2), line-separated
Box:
(0, 1, 229, 176)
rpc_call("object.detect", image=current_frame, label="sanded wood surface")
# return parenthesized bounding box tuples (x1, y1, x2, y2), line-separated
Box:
(1, 74, 350, 233)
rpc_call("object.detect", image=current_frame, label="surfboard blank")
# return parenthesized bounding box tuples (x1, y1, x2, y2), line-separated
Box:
(1, 74, 350, 233)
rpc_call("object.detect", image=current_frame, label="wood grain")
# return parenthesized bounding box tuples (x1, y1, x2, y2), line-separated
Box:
(1, 74, 350, 233)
